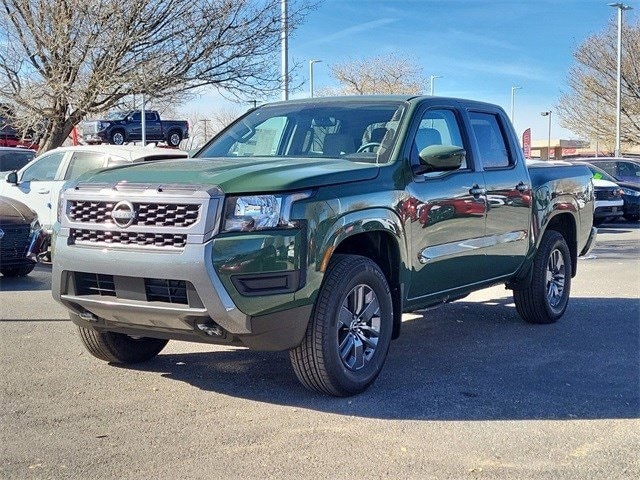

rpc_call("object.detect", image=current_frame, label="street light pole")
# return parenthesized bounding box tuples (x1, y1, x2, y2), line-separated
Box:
(309, 60, 322, 98)
(429, 75, 442, 96)
(541, 111, 552, 160)
(510, 86, 522, 124)
(608, 2, 632, 157)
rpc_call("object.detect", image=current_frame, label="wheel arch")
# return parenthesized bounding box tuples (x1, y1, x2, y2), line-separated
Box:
(319, 209, 408, 339)
(543, 212, 578, 278)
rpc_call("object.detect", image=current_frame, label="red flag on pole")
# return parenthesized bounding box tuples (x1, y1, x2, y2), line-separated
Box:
(522, 128, 531, 159)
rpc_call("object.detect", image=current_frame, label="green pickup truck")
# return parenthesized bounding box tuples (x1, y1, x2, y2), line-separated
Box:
(52, 96, 596, 396)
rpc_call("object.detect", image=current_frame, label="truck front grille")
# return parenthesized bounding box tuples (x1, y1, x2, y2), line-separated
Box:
(0, 224, 30, 260)
(145, 278, 188, 304)
(74, 272, 190, 305)
(75, 272, 116, 297)
(69, 201, 200, 227)
(594, 187, 621, 201)
(71, 229, 187, 248)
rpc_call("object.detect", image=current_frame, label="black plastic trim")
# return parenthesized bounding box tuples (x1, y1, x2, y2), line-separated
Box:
(231, 270, 301, 296)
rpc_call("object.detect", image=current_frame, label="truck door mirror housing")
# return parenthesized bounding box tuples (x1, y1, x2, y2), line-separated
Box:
(5, 171, 18, 185)
(414, 145, 466, 175)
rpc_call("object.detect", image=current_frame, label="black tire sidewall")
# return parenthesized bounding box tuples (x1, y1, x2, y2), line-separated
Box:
(319, 257, 393, 394)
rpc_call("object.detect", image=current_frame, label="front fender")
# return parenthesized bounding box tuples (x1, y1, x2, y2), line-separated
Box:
(317, 207, 408, 273)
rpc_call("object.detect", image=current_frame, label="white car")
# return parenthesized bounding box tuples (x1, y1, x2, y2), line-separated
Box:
(0, 145, 188, 236)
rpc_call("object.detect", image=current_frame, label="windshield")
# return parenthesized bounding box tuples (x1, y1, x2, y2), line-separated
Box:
(105, 111, 128, 121)
(0, 150, 36, 172)
(195, 101, 406, 164)
(585, 163, 618, 182)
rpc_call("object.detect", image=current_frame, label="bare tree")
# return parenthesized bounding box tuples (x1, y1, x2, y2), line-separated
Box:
(0, 0, 309, 151)
(321, 52, 426, 96)
(557, 19, 640, 149)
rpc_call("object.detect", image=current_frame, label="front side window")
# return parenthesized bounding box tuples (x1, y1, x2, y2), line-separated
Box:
(64, 152, 108, 180)
(410, 109, 466, 169)
(195, 101, 406, 164)
(21, 151, 65, 182)
(469, 111, 511, 169)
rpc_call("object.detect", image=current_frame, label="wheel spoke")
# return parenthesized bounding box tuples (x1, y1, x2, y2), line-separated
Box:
(358, 297, 380, 324)
(339, 334, 355, 362)
(338, 305, 352, 328)
(357, 331, 378, 349)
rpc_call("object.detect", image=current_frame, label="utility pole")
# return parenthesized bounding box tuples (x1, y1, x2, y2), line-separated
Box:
(510, 86, 522, 124)
(200, 119, 211, 142)
(608, 2, 633, 157)
(541, 111, 552, 160)
(429, 75, 442, 96)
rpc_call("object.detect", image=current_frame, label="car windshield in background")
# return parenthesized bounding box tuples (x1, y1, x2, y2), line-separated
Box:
(195, 101, 406, 164)
(585, 164, 618, 182)
(0, 150, 36, 171)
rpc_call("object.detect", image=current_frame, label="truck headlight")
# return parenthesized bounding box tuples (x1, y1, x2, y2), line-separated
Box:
(30, 218, 41, 234)
(223, 192, 311, 232)
(621, 187, 640, 197)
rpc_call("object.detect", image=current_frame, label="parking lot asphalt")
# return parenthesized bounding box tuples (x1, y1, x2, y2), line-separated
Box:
(1, 222, 639, 479)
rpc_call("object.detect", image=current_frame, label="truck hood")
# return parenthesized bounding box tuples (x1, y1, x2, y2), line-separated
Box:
(77, 157, 381, 193)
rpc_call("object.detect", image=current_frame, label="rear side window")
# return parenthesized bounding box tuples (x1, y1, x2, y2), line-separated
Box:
(64, 152, 107, 180)
(469, 112, 511, 169)
(0, 150, 35, 171)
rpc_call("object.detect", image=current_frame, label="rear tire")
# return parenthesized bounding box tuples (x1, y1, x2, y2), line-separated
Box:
(513, 230, 571, 324)
(167, 131, 182, 147)
(77, 325, 168, 364)
(289, 254, 393, 396)
(0, 264, 35, 277)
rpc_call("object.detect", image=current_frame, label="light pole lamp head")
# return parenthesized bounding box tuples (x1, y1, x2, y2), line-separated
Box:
(608, 3, 633, 10)
(541, 111, 551, 116)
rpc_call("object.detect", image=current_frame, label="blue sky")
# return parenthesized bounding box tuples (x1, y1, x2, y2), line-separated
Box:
(189, 0, 639, 143)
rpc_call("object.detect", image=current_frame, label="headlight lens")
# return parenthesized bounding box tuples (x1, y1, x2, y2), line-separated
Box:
(30, 218, 40, 234)
(223, 192, 311, 232)
(621, 187, 640, 197)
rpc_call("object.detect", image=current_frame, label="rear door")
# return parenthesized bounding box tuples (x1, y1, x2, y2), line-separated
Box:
(467, 109, 531, 278)
(144, 111, 163, 140)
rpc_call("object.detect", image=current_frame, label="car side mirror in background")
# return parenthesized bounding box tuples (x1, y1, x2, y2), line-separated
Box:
(5, 171, 18, 185)
(413, 145, 466, 175)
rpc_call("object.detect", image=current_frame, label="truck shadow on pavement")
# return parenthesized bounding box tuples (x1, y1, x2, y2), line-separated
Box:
(131, 295, 639, 421)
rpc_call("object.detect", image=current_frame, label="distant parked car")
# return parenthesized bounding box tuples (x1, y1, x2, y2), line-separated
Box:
(0, 145, 189, 260)
(0, 196, 45, 276)
(81, 110, 190, 147)
(0, 146, 36, 174)
(572, 161, 640, 222)
(578, 157, 640, 186)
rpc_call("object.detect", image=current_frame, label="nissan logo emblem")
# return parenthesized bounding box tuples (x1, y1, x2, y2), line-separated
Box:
(111, 201, 136, 228)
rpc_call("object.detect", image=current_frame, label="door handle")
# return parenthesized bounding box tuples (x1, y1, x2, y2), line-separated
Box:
(516, 182, 529, 192)
(37, 188, 50, 194)
(469, 185, 486, 196)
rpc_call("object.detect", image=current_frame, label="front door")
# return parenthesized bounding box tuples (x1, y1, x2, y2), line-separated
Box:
(404, 107, 488, 302)
(4, 151, 68, 230)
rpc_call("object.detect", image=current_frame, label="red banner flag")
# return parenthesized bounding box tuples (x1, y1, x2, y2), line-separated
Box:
(522, 128, 531, 159)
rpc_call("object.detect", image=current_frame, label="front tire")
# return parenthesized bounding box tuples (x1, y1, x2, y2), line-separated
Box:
(110, 130, 125, 145)
(289, 254, 393, 396)
(77, 325, 168, 364)
(513, 230, 571, 324)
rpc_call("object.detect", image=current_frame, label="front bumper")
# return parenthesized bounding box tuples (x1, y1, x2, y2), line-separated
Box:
(594, 202, 623, 219)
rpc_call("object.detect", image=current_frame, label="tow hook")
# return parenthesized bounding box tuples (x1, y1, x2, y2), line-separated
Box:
(196, 321, 224, 337)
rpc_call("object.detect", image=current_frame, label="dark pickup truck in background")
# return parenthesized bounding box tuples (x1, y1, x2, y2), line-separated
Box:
(81, 110, 189, 147)
(53, 95, 596, 396)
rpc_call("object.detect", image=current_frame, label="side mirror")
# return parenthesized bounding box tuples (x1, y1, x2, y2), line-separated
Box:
(413, 145, 466, 175)
(5, 171, 18, 185)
